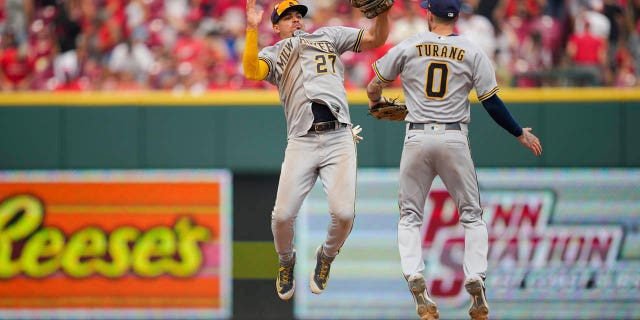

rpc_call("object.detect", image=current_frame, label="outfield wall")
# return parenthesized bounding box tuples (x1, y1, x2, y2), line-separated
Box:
(1, 89, 639, 171)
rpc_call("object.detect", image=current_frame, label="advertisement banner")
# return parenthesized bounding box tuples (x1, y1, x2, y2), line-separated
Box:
(0, 170, 232, 320)
(295, 168, 639, 320)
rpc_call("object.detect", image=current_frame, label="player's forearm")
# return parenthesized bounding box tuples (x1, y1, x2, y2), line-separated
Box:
(481, 94, 523, 137)
(360, 12, 390, 50)
(242, 27, 268, 80)
(366, 77, 386, 103)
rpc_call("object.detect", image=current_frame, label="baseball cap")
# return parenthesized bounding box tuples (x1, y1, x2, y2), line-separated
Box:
(420, 0, 461, 18)
(271, 0, 308, 24)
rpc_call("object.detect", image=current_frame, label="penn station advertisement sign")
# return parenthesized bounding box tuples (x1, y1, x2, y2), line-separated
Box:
(0, 170, 231, 320)
(294, 168, 639, 320)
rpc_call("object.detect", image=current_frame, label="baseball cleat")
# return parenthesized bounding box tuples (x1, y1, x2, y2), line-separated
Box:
(465, 278, 489, 320)
(310, 245, 334, 294)
(276, 252, 296, 300)
(408, 274, 440, 320)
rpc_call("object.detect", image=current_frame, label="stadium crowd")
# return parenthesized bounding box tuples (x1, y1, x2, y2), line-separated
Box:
(0, 0, 638, 92)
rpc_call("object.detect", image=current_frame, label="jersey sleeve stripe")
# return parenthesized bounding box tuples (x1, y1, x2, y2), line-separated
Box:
(478, 87, 500, 101)
(259, 57, 272, 75)
(352, 29, 365, 53)
(372, 62, 393, 83)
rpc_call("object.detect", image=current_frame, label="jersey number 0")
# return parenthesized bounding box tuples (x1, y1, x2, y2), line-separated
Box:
(425, 62, 449, 99)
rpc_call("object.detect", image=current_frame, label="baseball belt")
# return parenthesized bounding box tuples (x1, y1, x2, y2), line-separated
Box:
(309, 120, 348, 134)
(409, 123, 461, 131)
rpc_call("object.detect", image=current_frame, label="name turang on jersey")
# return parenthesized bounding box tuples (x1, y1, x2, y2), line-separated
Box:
(415, 43, 465, 61)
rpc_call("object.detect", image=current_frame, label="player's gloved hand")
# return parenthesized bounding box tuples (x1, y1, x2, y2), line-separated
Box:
(368, 97, 407, 121)
(351, 125, 363, 144)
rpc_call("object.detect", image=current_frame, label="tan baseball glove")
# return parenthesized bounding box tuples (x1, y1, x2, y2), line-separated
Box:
(351, 0, 395, 19)
(368, 98, 408, 121)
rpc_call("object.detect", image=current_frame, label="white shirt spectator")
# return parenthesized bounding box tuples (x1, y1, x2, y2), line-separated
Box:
(389, 7, 428, 44)
(456, 3, 497, 58)
(125, 0, 147, 31)
(573, 1, 611, 39)
(109, 39, 154, 81)
(53, 49, 79, 82)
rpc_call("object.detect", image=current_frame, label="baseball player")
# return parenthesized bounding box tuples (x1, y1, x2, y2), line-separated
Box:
(365, 0, 542, 319)
(243, 0, 389, 300)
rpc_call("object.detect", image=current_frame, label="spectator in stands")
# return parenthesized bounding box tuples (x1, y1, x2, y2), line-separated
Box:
(4, 0, 29, 44)
(573, 0, 610, 40)
(388, 0, 427, 44)
(109, 31, 154, 84)
(28, 18, 56, 89)
(456, 2, 496, 58)
(511, 30, 553, 86)
(565, 20, 609, 85)
(475, 0, 501, 30)
(0, 30, 34, 90)
(613, 43, 638, 86)
(631, 6, 640, 79)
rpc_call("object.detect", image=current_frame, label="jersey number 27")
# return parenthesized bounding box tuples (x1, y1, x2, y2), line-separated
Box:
(315, 54, 337, 74)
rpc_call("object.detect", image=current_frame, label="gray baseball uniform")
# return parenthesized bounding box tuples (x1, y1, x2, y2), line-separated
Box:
(259, 26, 364, 262)
(373, 31, 495, 282)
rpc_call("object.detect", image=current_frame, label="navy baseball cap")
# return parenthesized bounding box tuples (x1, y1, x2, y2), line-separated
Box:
(271, 0, 308, 24)
(420, 0, 461, 18)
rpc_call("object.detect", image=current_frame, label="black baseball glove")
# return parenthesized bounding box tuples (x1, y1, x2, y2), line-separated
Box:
(351, 0, 395, 19)
(368, 98, 408, 121)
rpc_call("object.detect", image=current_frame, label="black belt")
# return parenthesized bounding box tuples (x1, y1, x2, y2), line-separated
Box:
(409, 123, 461, 130)
(309, 120, 347, 134)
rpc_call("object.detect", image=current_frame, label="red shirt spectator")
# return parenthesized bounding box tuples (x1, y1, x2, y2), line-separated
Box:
(0, 46, 35, 89)
(567, 28, 607, 65)
(504, 0, 542, 18)
(172, 25, 206, 66)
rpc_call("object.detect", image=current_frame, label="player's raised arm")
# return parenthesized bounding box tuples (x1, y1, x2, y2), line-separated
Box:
(358, 10, 390, 51)
(243, 0, 268, 80)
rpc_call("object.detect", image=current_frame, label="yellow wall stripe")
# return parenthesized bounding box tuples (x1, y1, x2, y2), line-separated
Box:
(0, 88, 639, 106)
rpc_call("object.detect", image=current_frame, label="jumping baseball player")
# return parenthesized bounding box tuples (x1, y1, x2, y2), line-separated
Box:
(365, 0, 542, 319)
(243, 0, 389, 300)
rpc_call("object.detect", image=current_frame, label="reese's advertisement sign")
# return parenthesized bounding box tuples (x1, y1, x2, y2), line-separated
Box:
(0, 170, 231, 320)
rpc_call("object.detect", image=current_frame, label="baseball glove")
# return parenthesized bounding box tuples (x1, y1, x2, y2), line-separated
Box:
(351, 0, 394, 19)
(368, 98, 408, 121)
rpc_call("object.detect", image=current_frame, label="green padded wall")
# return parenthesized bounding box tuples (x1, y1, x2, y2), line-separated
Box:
(0, 90, 639, 171)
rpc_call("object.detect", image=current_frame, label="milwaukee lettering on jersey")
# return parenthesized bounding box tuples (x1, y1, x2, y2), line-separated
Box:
(300, 38, 337, 53)
(275, 38, 295, 83)
(421, 189, 623, 305)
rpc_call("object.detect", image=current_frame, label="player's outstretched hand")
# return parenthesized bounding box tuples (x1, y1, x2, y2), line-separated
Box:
(246, 0, 264, 29)
(517, 127, 542, 156)
(352, 125, 363, 144)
